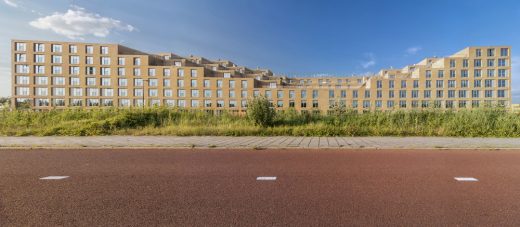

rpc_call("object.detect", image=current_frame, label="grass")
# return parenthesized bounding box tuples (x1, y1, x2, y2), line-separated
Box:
(0, 107, 519, 137)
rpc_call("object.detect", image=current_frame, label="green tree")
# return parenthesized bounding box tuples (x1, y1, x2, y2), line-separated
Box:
(246, 96, 276, 127)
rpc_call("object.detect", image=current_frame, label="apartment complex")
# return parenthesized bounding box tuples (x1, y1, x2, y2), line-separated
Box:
(11, 40, 512, 113)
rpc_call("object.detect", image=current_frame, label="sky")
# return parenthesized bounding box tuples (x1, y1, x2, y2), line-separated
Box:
(1, 0, 519, 102)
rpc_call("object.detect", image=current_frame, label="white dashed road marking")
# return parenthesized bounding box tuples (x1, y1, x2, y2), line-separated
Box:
(40, 176, 69, 180)
(256, 176, 277, 181)
(454, 177, 478, 182)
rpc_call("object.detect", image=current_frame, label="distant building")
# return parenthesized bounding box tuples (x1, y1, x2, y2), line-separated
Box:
(11, 40, 512, 113)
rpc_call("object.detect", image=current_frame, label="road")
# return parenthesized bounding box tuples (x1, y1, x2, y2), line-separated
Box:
(1, 148, 520, 226)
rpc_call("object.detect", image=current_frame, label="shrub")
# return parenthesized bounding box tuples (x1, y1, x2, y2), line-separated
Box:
(246, 96, 276, 127)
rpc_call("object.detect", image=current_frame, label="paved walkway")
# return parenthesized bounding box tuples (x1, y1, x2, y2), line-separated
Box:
(0, 136, 519, 149)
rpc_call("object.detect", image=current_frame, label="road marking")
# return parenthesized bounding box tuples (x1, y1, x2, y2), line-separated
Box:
(454, 177, 478, 182)
(40, 176, 69, 180)
(257, 176, 277, 181)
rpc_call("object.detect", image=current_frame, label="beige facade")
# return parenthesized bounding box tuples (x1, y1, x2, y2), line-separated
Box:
(11, 40, 512, 113)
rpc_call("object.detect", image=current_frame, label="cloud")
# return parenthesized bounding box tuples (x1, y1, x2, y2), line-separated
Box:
(406, 46, 422, 55)
(3, 0, 17, 7)
(361, 53, 376, 69)
(29, 6, 135, 39)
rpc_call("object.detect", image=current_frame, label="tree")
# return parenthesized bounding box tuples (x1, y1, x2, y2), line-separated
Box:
(246, 96, 276, 127)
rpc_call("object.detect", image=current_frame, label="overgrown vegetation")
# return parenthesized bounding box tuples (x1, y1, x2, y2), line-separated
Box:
(0, 106, 519, 137)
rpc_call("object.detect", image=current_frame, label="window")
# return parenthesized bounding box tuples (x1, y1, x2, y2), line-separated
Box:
(229, 80, 235, 88)
(448, 90, 455, 98)
(204, 100, 212, 108)
(389, 80, 394, 88)
(149, 89, 158, 97)
(487, 59, 495, 67)
(425, 80, 432, 88)
(134, 89, 143, 97)
(472, 90, 480, 98)
(217, 100, 224, 108)
(487, 69, 495, 77)
(35, 54, 45, 63)
(498, 79, 507, 88)
(341, 90, 347, 98)
(52, 44, 62, 53)
(15, 42, 26, 51)
(101, 46, 109, 54)
(118, 57, 125, 65)
(389, 90, 395, 98)
(474, 69, 481, 77)
(174, 61, 182, 67)
(34, 65, 45, 74)
(163, 79, 171, 87)
(87, 88, 99, 96)
(118, 78, 128, 86)
(164, 68, 171, 77)
(35, 88, 48, 96)
(53, 57, 65, 67)
(101, 57, 111, 65)
(364, 90, 371, 98)
(16, 76, 29, 84)
(71, 88, 82, 96)
(376, 80, 383, 88)
(399, 90, 406, 98)
(329, 90, 335, 98)
(269, 82, 277, 88)
(134, 78, 143, 86)
(217, 90, 222, 98)
(192, 100, 200, 107)
(265, 90, 272, 99)
(16, 65, 29, 74)
(69, 45, 77, 53)
(178, 69, 184, 77)
(86, 56, 94, 64)
(164, 89, 172, 97)
(101, 78, 111, 86)
(277, 101, 284, 108)
(16, 87, 30, 95)
(178, 90, 186, 97)
(101, 67, 111, 76)
(411, 90, 418, 98)
(461, 70, 468, 78)
(449, 59, 456, 68)
(498, 90, 506, 98)
(449, 70, 456, 78)
(148, 68, 156, 76)
(387, 100, 394, 108)
(413, 80, 419, 88)
(352, 90, 358, 98)
(119, 89, 128, 97)
(448, 80, 456, 88)
(241, 80, 248, 88)
(312, 90, 318, 99)
(133, 68, 141, 76)
(500, 48, 509, 57)
(203, 79, 210, 88)
(134, 57, 141, 66)
(118, 68, 125, 76)
(278, 90, 284, 98)
(102, 88, 114, 97)
(70, 56, 80, 64)
(86, 77, 96, 86)
(53, 77, 65, 85)
(474, 80, 481, 87)
(485, 79, 494, 88)
(400, 80, 406, 88)
(476, 49, 482, 57)
(439, 70, 445, 78)
(15, 53, 26, 62)
(190, 79, 197, 87)
(34, 43, 45, 52)
(35, 76, 48, 85)
(229, 90, 235, 98)
(474, 59, 481, 67)
(436, 90, 443, 98)
(423, 90, 431, 98)
(241, 90, 247, 98)
(70, 77, 80, 86)
(487, 48, 495, 57)
(485, 90, 493, 98)
(459, 90, 467, 98)
(498, 69, 508, 77)
(498, 59, 507, 67)
(426, 70, 432, 78)
(86, 45, 94, 54)
(463, 59, 468, 68)
(204, 90, 212, 98)
(436, 80, 443, 88)
(461, 80, 468, 88)
(191, 69, 198, 77)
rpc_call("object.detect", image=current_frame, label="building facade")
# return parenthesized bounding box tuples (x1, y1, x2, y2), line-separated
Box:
(11, 40, 512, 113)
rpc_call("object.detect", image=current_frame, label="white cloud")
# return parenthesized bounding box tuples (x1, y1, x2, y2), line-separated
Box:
(3, 0, 17, 7)
(361, 53, 376, 69)
(29, 7, 135, 39)
(406, 46, 422, 55)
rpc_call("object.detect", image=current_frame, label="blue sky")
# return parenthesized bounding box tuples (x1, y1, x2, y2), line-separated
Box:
(1, 0, 519, 102)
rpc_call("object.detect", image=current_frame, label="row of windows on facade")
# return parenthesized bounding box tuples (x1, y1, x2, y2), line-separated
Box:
(446, 58, 509, 68)
(16, 86, 508, 99)
(15, 43, 111, 55)
(14, 43, 509, 58)
(19, 98, 508, 109)
(16, 74, 508, 92)
(14, 65, 203, 77)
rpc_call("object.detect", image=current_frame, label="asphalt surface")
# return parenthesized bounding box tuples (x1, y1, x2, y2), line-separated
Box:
(2, 148, 520, 226)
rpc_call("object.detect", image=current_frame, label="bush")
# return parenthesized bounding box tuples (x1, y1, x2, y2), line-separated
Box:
(246, 96, 276, 127)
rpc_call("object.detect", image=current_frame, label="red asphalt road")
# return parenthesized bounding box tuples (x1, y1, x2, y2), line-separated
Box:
(1, 148, 520, 226)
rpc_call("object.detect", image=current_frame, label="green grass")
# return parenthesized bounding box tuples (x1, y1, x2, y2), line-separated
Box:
(0, 107, 519, 137)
